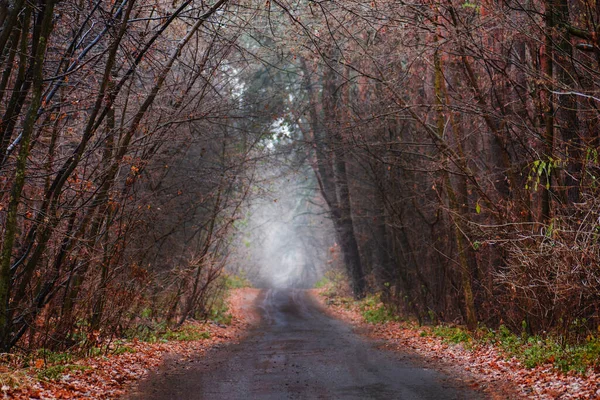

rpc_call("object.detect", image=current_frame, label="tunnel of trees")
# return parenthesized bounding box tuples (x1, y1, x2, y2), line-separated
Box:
(0, 0, 599, 352)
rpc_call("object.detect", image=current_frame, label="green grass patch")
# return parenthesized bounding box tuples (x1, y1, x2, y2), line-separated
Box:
(223, 272, 252, 289)
(32, 349, 73, 365)
(313, 276, 331, 289)
(36, 364, 90, 381)
(112, 345, 136, 355)
(429, 323, 600, 373)
(432, 325, 472, 344)
(208, 301, 233, 326)
(493, 326, 600, 373)
(160, 326, 211, 342)
(359, 294, 399, 324)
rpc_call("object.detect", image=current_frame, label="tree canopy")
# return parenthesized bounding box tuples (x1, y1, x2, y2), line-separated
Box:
(1, 0, 599, 352)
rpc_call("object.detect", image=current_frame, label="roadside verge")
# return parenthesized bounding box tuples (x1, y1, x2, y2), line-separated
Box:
(1, 288, 260, 400)
(312, 288, 600, 400)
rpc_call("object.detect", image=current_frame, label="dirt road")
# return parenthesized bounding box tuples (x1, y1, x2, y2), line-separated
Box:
(129, 289, 483, 399)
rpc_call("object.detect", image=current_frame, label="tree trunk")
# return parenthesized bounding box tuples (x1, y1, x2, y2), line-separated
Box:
(434, 47, 477, 330)
(0, 0, 55, 350)
(299, 58, 366, 298)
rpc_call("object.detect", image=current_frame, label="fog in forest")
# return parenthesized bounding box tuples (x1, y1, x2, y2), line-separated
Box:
(3, 0, 600, 364)
(230, 165, 335, 289)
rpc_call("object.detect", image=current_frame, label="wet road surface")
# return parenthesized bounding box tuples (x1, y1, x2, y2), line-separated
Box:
(129, 289, 483, 400)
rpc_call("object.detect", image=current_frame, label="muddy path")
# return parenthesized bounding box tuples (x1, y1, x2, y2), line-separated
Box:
(128, 289, 484, 399)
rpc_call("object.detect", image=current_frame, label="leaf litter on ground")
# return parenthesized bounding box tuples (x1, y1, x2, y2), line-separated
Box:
(0, 288, 260, 400)
(314, 288, 600, 400)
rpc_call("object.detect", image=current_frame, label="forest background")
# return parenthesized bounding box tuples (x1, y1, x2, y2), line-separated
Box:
(0, 0, 599, 358)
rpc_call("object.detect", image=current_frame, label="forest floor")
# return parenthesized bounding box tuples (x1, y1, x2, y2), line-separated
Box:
(314, 288, 600, 400)
(0, 288, 261, 399)
(4, 287, 599, 399)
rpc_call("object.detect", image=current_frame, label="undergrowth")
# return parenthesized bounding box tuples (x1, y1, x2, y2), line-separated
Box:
(159, 326, 211, 342)
(5, 343, 139, 384)
(208, 302, 233, 326)
(359, 294, 399, 324)
(489, 325, 600, 373)
(313, 276, 330, 289)
(126, 271, 248, 341)
(0, 370, 30, 389)
(37, 364, 91, 381)
(0, 273, 249, 387)
(321, 289, 600, 374)
(430, 325, 472, 345)
(223, 272, 252, 289)
(3, 323, 213, 384)
(314, 270, 351, 299)
(424, 323, 600, 373)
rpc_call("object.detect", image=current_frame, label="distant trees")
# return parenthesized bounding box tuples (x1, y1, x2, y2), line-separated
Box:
(1, 0, 598, 353)
(298, 57, 366, 298)
(0, 0, 267, 352)
(263, 0, 600, 336)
